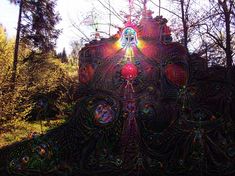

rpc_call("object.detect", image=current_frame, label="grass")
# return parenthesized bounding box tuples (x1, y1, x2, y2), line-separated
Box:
(0, 118, 65, 148)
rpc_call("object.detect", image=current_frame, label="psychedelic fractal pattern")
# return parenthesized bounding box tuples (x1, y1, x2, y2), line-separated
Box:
(1, 10, 235, 176)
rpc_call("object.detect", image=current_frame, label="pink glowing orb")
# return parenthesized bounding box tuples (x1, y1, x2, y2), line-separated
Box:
(121, 63, 138, 81)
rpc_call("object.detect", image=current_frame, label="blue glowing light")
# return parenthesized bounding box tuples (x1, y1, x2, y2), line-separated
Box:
(120, 27, 138, 48)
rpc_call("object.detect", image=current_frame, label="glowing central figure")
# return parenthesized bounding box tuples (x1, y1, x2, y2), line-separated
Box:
(121, 27, 138, 48)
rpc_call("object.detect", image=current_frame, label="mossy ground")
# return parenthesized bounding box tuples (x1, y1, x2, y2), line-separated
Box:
(0, 119, 65, 148)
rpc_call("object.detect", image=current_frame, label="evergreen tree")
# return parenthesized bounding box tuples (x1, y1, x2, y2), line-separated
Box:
(57, 48, 68, 63)
(9, 0, 61, 54)
(9, 0, 61, 86)
(61, 47, 68, 63)
(20, 0, 61, 53)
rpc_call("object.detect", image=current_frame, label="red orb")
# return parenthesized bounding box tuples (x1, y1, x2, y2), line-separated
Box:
(121, 63, 138, 81)
(165, 64, 188, 86)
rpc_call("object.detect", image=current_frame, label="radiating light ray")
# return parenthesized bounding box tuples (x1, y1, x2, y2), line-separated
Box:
(137, 39, 145, 50)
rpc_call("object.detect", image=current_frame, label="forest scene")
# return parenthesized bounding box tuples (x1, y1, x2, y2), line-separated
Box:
(0, 0, 234, 175)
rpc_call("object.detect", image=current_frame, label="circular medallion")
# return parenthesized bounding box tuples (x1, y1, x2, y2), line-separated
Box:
(94, 102, 115, 125)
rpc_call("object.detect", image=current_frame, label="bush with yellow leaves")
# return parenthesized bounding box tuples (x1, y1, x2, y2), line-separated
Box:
(0, 25, 78, 126)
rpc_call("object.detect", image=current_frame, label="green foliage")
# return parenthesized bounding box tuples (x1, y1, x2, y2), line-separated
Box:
(0, 25, 78, 131)
(0, 25, 14, 88)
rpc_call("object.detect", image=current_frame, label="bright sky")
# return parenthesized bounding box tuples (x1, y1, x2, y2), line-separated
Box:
(0, 0, 171, 54)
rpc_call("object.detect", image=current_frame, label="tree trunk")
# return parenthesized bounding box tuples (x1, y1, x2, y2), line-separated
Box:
(180, 0, 188, 52)
(11, 0, 23, 88)
(224, 5, 232, 68)
(219, 0, 233, 68)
